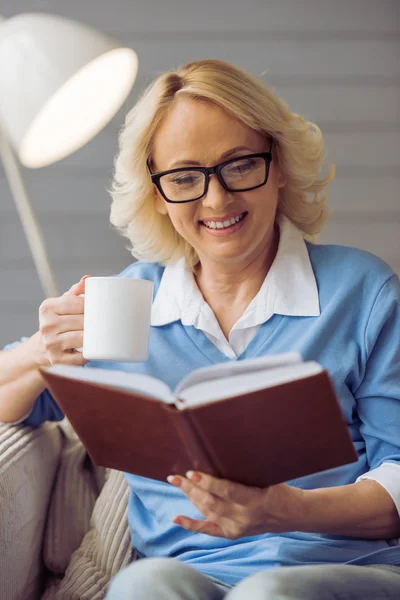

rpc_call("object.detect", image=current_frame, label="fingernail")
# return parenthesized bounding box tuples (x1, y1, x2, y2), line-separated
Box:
(167, 475, 182, 486)
(186, 471, 201, 482)
(173, 517, 182, 526)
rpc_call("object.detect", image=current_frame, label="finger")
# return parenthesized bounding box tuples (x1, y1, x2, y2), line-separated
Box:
(184, 471, 256, 504)
(172, 516, 224, 537)
(62, 351, 87, 365)
(57, 330, 84, 352)
(47, 349, 87, 367)
(49, 295, 85, 316)
(53, 314, 84, 334)
(167, 475, 229, 519)
(40, 315, 84, 336)
(63, 275, 91, 297)
(42, 330, 83, 356)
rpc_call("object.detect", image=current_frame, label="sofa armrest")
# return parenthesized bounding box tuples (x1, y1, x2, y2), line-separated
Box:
(0, 422, 62, 600)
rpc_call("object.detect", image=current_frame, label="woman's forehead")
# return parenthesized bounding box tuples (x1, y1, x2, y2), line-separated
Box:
(151, 98, 264, 169)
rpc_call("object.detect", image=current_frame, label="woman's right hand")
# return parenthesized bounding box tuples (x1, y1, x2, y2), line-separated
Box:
(37, 275, 91, 367)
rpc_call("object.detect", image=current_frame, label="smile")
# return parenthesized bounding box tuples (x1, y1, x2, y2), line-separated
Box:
(201, 212, 247, 230)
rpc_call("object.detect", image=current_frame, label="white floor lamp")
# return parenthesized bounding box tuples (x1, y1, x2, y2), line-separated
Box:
(0, 12, 138, 297)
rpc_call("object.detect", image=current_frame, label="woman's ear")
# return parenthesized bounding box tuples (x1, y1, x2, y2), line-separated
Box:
(153, 186, 168, 215)
(273, 161, 287, 189)
(271, 142, 287, 189)
(277, 169, 287, 189)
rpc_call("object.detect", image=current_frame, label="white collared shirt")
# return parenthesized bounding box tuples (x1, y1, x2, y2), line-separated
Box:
(151, 214, 400, 522)
(151, 215, 320, 358)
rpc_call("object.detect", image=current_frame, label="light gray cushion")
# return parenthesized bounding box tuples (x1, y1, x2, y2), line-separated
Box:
(43, 419, 106, 576)
(0, 422, 62, 600)
(42, 468, 134, 600)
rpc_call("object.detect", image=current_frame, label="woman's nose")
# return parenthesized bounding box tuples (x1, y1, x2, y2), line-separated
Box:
(201, 175, 235, 211)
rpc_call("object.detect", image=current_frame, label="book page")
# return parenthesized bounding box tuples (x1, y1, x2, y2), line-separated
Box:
(44, 364, 174, 403)
(177, 362, 323, 408)
(174, 352, 302, 397)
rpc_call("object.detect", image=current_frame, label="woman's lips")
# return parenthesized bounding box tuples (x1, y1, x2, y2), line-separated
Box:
(200, 211, 246, 224)
(200, 212, 248, 236)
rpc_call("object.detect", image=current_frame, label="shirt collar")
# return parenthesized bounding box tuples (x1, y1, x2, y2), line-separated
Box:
(151, 214, 320, 327)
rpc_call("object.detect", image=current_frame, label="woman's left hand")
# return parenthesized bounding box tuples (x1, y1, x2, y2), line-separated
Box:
(167, 471, 304, 539)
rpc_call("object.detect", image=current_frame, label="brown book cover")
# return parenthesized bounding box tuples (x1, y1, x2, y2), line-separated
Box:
(39, 367, 358, 487)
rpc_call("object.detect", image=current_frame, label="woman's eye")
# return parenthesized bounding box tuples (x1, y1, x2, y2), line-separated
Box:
(228, 161, 253, 174)
(171, 175, 199, 186)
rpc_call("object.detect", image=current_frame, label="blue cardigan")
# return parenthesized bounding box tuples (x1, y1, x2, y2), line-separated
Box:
(6, 242, 400, 586)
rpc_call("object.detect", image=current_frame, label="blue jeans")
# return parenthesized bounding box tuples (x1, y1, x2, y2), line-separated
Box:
(105, 557, 400, 599)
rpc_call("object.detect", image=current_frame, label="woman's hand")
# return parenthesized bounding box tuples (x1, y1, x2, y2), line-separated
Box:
(37, 275, 91, 367)
(167, 471, 304, 539)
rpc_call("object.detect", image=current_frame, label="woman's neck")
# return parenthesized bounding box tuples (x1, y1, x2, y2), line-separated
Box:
(194, 227, 279, 339)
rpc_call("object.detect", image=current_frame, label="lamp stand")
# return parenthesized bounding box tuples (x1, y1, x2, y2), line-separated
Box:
(0, 124, 60, 298)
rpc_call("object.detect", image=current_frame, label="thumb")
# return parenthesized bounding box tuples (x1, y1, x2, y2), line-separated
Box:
(63, 275, 91, 296)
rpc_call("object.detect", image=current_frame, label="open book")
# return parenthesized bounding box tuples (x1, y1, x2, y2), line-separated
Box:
(39, 353, 358, 487)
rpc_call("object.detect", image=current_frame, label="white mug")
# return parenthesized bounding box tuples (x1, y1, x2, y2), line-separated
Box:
(77, 277, 154, 362)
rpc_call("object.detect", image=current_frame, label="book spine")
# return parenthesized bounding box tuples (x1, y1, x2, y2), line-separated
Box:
(165, 407, 219, 476)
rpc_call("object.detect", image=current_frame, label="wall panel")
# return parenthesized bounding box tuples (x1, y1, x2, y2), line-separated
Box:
(0, 0, 398, 346)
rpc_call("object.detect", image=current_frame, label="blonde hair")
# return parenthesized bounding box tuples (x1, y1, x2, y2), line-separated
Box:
(110, 59, 335, 268)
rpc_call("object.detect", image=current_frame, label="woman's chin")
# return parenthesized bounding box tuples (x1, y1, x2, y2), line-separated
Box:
(197, 243, 253, 265)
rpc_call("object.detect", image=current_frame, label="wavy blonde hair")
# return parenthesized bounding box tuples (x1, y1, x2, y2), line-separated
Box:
(110, 59, 335, 268)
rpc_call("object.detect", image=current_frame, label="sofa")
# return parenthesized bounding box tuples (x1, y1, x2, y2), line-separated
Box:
(0, 419, 136, 600)
(4, 418, 399, 600)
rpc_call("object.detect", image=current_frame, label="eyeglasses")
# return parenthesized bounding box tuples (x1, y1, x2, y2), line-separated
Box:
(149, 140, 273, 204)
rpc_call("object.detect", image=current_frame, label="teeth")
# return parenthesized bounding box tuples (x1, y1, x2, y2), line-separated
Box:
(203, 214, 244, 229)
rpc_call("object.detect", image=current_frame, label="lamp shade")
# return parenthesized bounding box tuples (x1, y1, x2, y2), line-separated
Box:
(0, 13, 138, 168)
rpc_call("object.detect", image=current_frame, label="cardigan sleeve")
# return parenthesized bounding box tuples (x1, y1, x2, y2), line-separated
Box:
(353, 274, 400, 473)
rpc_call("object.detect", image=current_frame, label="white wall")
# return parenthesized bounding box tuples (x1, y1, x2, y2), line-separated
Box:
(0, 0, 399, 346)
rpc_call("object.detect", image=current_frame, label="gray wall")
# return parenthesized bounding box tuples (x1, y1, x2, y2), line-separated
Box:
(0, 0, 399, 347)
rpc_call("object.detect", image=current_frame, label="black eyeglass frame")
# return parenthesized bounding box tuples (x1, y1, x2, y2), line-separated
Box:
(149, 140, 274, 204)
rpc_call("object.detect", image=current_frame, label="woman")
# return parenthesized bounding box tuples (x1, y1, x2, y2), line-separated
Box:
(1, 60, 399, 599)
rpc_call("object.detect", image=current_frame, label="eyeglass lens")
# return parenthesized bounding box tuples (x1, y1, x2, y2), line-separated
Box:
(159, 155, 267, 202)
